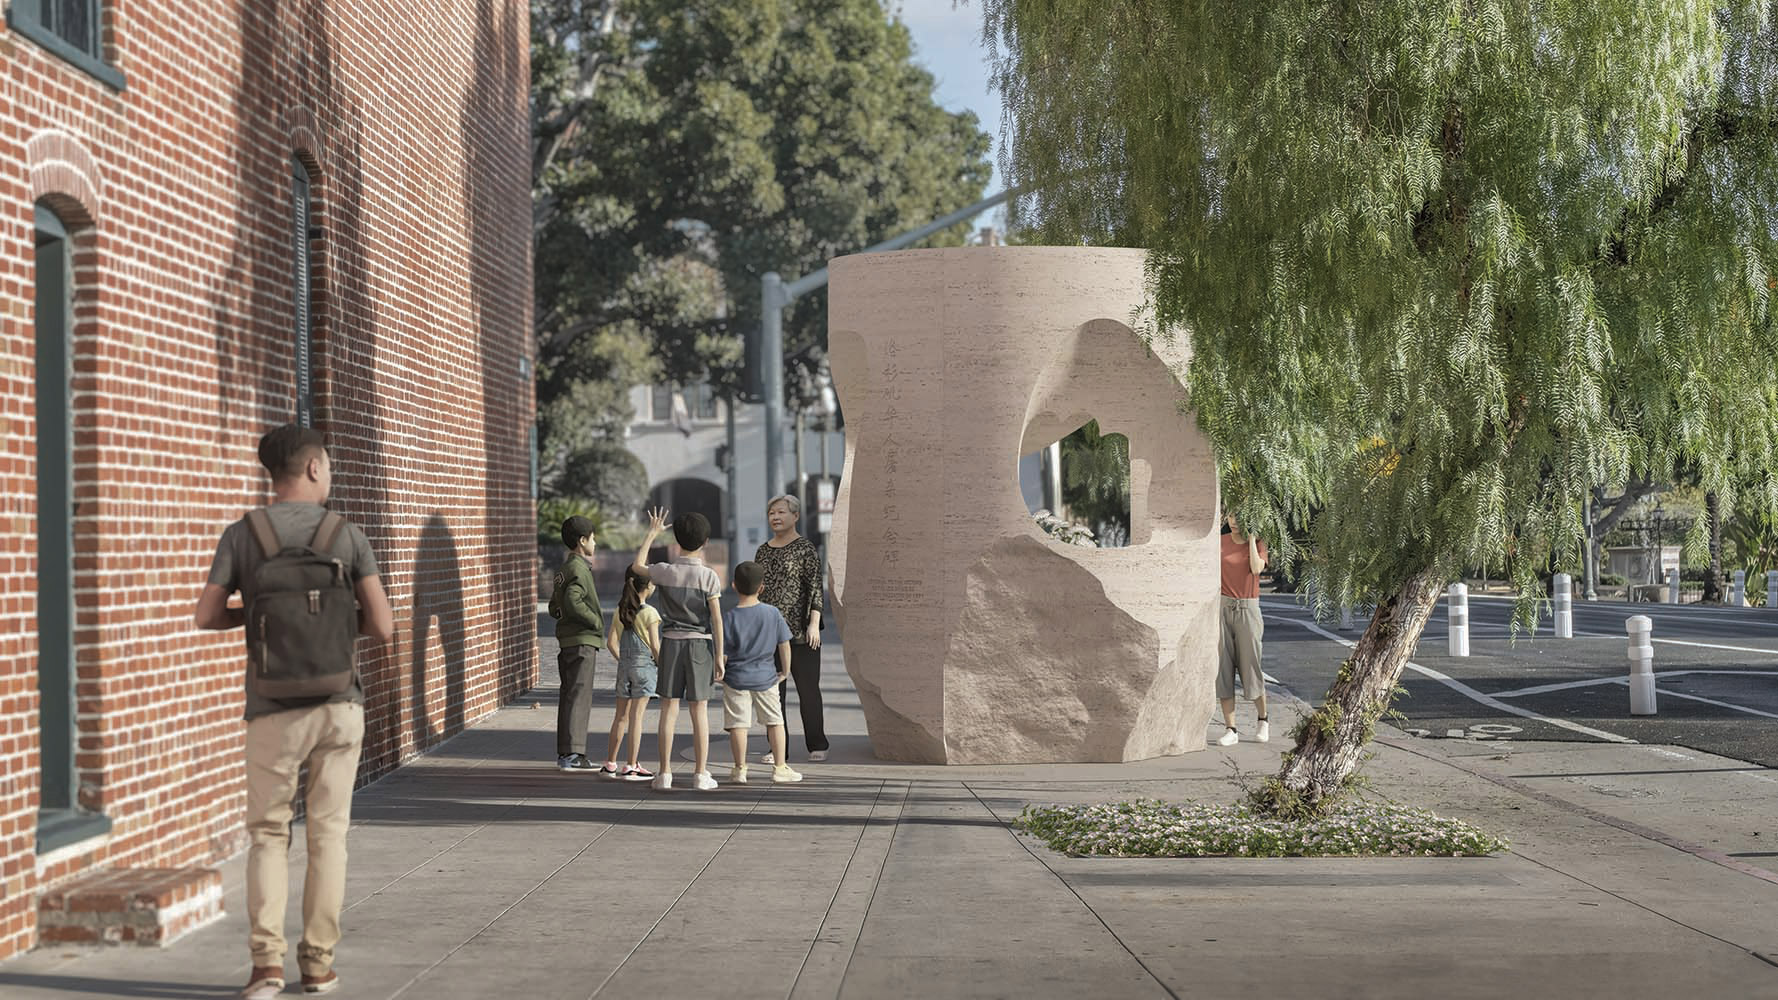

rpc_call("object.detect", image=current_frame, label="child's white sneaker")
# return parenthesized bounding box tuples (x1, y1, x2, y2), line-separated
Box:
(729, 764, 748, 784)
(692, 771, 719, 791)
(651, 771, 673, 791)
(772, 764, 803, 783)
(1256, 720, 1270, 743)
(1216, 727, 1239, 747)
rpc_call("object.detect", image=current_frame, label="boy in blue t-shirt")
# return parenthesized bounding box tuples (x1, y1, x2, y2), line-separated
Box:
(722, 561, 803, 784)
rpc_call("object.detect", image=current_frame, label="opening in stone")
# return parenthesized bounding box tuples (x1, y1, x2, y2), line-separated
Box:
(1019, 420, 1133, 548)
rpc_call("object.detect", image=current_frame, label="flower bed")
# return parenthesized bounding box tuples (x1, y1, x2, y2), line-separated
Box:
(1014, 799, 1508, 858)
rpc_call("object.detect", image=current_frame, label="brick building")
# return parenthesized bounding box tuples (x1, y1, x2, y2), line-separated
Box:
(0, 1, 535, 959)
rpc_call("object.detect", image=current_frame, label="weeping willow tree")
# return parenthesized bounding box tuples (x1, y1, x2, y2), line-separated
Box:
(987, 1, 1778, 814)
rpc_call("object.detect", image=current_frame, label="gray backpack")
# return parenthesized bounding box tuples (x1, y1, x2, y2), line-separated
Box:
(245, 509, 358, 699)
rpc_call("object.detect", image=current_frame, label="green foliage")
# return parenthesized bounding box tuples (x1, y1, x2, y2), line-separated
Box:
(557, 439, 650, 517)
(986, 0, 1778, 618)
(1015, 799, 1509, 857)
(1059, 420, 1131, 545)
(1727, 508, 1778, 603)
(537, 496, 609, 547)
(533, 0, 993, 482)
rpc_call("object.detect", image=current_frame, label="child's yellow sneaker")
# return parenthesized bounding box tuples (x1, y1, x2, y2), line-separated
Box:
(729, 764, 748, 784)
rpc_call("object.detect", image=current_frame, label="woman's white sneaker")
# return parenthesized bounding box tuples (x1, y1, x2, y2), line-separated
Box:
(1256, 720, 1270, 743)
(1216, 727, 1239, 747)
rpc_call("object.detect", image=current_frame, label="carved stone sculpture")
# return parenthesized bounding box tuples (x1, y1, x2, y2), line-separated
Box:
(827, 246, 1221, 764)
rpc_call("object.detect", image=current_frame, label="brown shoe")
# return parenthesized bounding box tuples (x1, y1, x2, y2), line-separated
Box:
(239, 967, 285, 1000)
(301, 970, 341, 994)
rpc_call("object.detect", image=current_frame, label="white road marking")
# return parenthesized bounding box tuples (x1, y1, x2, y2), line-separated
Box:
(1269, 616, 1637, 743)
(1617, 682, 1778, 721)
(1494, 669, 1778, 699)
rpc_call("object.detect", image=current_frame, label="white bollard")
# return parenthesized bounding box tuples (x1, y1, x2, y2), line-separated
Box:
(1666, 567, 1680, 604)
(1553, 573, 1572, 638)
(1448, 582, 1470, 657)
(1626, 615, 1656, 715)
(1731, 569, 1746, 607)
(1768, 570, 1778, 611)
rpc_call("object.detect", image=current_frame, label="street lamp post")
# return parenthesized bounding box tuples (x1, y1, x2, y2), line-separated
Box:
(756, 188, 1022, 511)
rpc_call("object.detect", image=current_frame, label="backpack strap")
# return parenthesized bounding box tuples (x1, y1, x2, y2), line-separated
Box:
(311, 512, 345, 554)
(246, 509, 281, 560)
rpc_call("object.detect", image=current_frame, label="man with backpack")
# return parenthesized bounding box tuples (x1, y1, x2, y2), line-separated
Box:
(194, 424, 393, 999)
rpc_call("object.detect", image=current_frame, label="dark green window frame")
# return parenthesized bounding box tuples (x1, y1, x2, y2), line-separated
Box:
(7, 1, 126, 91)
(34, 203, 111, 854)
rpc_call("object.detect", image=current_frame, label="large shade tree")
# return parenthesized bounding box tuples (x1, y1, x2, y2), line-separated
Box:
(531, 0, 991, 496)
(987, 0, 1778, 814)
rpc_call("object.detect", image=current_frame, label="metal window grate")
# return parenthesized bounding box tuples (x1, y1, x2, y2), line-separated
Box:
(293, 159, 313, 428)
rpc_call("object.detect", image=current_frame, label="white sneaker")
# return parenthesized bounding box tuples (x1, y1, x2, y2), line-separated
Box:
(729, 765, 748, 784)
(807, 750, 828, 762)
(1216, 727, 1239, 747)
(1256, 720, 1270, 743)
(760, 752, 775, 765)
(651, 771, 673, 791)
(692, 771, 719, 791)
(772, 764, 804, 783)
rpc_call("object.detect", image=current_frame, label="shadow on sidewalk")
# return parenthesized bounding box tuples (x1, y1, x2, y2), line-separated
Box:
(0, 974, 235, 999)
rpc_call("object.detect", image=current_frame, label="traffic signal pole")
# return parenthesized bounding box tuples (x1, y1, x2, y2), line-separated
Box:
(760, 187, 1020, 511)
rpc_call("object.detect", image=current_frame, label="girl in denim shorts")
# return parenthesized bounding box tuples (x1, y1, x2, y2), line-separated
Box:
(602, 565, 661, 780)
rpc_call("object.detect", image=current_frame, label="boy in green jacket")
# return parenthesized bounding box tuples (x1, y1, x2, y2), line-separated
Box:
(549, 516, 605, 771)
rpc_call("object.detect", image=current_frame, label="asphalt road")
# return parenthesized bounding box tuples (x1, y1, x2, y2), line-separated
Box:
(1257, 592, 1778, 767)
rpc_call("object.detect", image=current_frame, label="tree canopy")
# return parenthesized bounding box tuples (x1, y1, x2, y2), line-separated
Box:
(532, 0, 992, 499)
(987, 0, 1778, 810)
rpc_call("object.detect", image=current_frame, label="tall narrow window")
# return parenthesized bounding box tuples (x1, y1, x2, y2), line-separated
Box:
(651, 385, 672, 422)
(293, 159, 313, 428)
(33, 204, 108, 852)
(34, 206, 74, 823)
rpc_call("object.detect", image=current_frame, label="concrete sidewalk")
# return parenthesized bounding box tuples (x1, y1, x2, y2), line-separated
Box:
(3, 639, 1778, 999)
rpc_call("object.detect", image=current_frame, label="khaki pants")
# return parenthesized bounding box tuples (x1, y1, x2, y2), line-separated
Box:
(1218, 596, 1265, 701)
(245, 701, 364, 977)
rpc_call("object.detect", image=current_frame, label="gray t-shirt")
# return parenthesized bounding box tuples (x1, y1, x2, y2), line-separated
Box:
(207, 502, 380, 720)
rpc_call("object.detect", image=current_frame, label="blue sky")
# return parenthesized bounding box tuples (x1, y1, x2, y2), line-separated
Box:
(894, 1, 1008, 232)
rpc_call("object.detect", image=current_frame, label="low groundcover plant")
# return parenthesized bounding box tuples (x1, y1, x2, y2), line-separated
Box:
(1015, 799, 1508, 858)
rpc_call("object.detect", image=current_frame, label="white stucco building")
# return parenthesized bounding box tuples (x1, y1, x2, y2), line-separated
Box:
(625, 383, 846, 556)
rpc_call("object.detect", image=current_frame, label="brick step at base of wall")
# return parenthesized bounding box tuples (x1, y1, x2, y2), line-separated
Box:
(37, 867, 224, 947)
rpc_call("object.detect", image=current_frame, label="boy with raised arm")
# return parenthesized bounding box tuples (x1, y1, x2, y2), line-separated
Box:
(633, 507, 724, 790)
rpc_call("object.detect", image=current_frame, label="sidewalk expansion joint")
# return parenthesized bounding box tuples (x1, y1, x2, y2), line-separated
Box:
(1378, 735, 1778, 969)
(788, 779, 907, 1000)
(961, 781, 1183, 1000)
(585, 786, 773, 1000)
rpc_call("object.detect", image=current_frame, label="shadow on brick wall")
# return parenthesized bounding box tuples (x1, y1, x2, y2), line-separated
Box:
(463, 0, 538, 710)
(410, 513, 468, 746)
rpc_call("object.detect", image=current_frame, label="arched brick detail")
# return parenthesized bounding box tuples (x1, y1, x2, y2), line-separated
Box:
(283, 104, 326, 184)
(26, 131, 102, 219)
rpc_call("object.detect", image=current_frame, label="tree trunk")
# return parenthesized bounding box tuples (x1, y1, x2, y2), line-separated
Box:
(1703, 491, 1723, 603)
(1588, 476, 1656, 578)
(1262, 564, 1447, 816)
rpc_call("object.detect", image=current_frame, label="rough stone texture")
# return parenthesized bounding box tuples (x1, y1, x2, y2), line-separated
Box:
(827, 247, 1220, 764)
(37, 867, 223, 947)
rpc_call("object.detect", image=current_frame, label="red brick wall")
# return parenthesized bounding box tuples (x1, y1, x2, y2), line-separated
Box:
(0, 1, 535, 960)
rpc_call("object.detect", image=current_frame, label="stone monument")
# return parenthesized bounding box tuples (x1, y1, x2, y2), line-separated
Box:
(827, 246, 1220, 764)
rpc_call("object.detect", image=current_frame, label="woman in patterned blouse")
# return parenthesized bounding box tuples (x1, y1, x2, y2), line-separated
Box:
(755, 494, 828, 761)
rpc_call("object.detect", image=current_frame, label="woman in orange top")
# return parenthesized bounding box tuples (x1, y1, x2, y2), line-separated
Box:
(1216, 513, 1268, 746)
